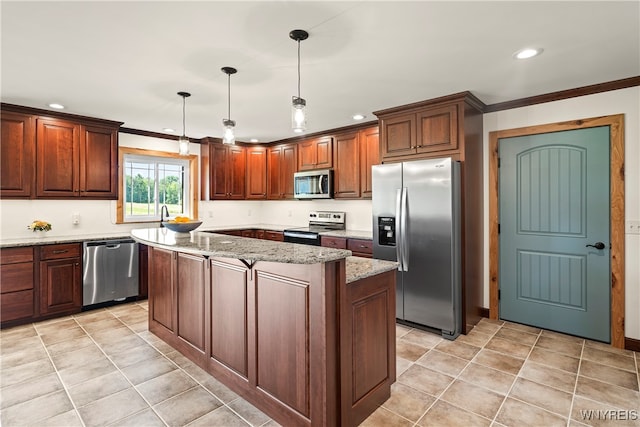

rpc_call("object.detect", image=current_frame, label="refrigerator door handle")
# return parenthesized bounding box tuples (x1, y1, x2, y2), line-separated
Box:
(401, 187, 409, 270)
(395, 188, 404, 271)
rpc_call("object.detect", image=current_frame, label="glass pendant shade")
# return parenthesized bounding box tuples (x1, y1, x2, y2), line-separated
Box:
(292, 96, 307, 132)
(222, 119, 236, 145)
(178, 136, 190, 155)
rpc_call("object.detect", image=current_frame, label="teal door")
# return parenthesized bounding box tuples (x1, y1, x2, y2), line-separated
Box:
(499, 126, 610, 342)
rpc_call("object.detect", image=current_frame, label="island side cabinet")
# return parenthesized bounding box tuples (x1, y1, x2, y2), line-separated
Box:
(145, 246, 395, 427)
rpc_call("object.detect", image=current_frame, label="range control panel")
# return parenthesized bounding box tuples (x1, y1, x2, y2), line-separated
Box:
(309, 211, 346, 225)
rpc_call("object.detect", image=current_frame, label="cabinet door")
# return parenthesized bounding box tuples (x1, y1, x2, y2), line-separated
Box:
(380, 114, 416, 159)
(320, 236, 347, 249)
(246, 146, 267, 199)
(267, 146, 282, 199)
(416, 104, 458, 153)
(228, 146, 246, 199)
(149, 247, 175, 332)
(1, 111, 35, 198)
(80, 125, 118, 198)
(359, 127, 379, 199)
(40, 257, 81, 315)
(176, 253, 207, 353)
(210, 144, 229, 200)
(280, 143, 298, 199)
(315, 136, 333, 169)
(36, 118, 80, 197)
(297, 139, 317, 171)
(264, 231, 284, 242)
(333, 132, 360, 198)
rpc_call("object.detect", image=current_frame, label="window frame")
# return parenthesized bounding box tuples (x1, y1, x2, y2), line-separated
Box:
(117, 147, 198, 224)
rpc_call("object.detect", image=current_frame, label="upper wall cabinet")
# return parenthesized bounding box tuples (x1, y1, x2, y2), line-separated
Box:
(1, 104, 122, 199)
(267, 143, 297, 200)
(201, 140, 246, 200)
(333, 126, 379, 199)
(1, 111, 35, 198)
(298, 136, 333, 171)
(245, 145, 267, 199)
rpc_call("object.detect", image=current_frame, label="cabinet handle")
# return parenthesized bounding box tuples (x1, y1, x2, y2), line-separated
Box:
(359, 245, 367, 248)
(75, 263, 79, 266)
(52, 250, 68, 254)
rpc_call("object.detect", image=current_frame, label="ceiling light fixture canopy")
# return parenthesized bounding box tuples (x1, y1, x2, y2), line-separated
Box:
(221, 66, 237, 145)
(290, 29, 309, 133)
(177, 91, 191, 155)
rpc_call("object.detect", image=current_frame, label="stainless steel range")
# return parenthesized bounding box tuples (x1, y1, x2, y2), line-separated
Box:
(283, 211, 346, 246)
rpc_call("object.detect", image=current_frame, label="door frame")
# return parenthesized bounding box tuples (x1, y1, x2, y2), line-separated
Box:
(489, 114, 625, 348)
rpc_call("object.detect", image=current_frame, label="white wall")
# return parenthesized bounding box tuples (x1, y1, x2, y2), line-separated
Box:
(482, 86, 640, 340)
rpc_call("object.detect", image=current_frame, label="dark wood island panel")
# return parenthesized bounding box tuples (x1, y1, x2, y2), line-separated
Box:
(146, 246, 395, 427)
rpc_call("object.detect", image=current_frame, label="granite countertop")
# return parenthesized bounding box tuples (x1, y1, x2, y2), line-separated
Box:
(345, 256, 398, 284)
(0, 232, 133, 248)
(131, 228, 352, 264)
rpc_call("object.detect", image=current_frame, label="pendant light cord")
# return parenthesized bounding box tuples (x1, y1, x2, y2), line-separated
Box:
(297, 40, 301, 98)
(227, 73, 231, 120)
(182, 95, 186, 138)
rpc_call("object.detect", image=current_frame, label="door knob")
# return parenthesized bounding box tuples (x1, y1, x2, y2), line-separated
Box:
(586, 242, 606, 250)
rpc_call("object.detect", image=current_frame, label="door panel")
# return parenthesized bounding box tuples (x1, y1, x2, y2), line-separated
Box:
(499, 126, 610, 342)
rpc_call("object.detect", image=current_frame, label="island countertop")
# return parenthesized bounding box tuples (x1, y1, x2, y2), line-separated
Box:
(131, 228, 352, 264)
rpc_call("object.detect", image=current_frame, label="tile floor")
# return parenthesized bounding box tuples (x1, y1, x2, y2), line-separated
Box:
(0, 301, 638, 426)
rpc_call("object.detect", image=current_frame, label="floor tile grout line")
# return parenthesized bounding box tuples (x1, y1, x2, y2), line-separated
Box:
(567, 340, 586, 427)
(70, 309, 172, 427)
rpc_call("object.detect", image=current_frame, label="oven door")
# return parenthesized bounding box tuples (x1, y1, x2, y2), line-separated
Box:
(283, 230, 321, 246)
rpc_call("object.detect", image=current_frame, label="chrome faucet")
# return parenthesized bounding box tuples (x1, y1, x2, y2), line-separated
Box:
(160, 204, 170, 227)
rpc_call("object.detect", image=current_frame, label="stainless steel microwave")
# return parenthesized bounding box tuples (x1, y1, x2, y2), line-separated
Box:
(293, 169, 333, 199)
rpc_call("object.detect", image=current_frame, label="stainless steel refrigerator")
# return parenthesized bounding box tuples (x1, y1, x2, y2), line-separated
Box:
(372, 157, 461, 339)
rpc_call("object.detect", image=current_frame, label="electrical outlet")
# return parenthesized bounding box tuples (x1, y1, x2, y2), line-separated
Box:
(248, 209, 252, 217)
(208, 211, 213, 218)
(72, 213, 80, 225)
(627, 220, 640, 234)
(288, 210, 292, 217)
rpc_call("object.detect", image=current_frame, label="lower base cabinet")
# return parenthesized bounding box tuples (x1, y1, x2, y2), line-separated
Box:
(147, 247, 395, 427)
(0, 247, 36, 323)
(39, 243, 82, 317)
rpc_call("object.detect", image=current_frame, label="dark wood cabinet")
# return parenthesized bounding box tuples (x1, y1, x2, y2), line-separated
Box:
(321, 236, 347, 249)
(374, 91, 486, 333)
(138, 244, 149, 299)
(0, 247, 36, 323)
(39, 243, 82, 317)
(298, 136, 333, 170)
(333, 132, 361, 198)
(241, 230, 256, 238)
(267, 143, 297, 199)
(245, 146, 267, 199)
(149, 246, 175, 333)
(347, 239, 373, 258)
(204, 142, 246, 200)
(36, 118, 81, 198)
(1, 111, 35, 198)
(263, 230, 284, 242)
(359, 127, 379, 198)
(176, 252, 208, 354)
(1, 104, 121, 200)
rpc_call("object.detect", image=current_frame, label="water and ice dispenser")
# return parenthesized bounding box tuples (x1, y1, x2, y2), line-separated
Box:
(378, 217, 396, 246)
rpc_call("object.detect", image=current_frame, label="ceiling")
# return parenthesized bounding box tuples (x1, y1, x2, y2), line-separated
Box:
(2, 1, 639, 143)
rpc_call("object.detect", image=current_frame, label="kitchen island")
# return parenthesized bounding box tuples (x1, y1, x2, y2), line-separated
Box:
(131, 228, 397, 427)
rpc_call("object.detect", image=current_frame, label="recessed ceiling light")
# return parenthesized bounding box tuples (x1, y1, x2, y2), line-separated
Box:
(513, 48, 543, 60)
(48, 103, 65, 109)
(163, 128, 176, 133)
(250, 138, 259, 143)
(352, 114, 366, 121)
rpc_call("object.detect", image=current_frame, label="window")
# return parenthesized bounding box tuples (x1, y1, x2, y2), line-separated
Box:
(117, 147, 198, 223)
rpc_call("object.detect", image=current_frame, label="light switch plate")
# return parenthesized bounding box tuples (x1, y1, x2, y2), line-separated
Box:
(626, 220, 640, 234)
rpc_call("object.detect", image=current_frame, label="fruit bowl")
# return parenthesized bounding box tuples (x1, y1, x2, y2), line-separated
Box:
(162, 220, 203, 233)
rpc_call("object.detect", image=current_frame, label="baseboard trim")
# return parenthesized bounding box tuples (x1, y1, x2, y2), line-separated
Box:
(625, 337, 640, 352)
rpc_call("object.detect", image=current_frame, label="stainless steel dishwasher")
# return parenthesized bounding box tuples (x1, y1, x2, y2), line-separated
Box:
(83, 239, 139, 307)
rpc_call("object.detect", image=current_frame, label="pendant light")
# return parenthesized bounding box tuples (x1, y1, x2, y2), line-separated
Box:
(221, 66, 237, 145)
(177, 91, 191, 155)
(290, 29, 309, 133)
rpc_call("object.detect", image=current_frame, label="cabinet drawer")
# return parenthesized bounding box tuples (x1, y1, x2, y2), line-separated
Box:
(1, 262, 34, 293)
(321, 236, 347, 249)
(1, 247, 34, 264)
(1, 290, 34, 322)
(347, 239, 373, 254)
(40, 243, 81, 260)
(264, 231, 284, 242)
